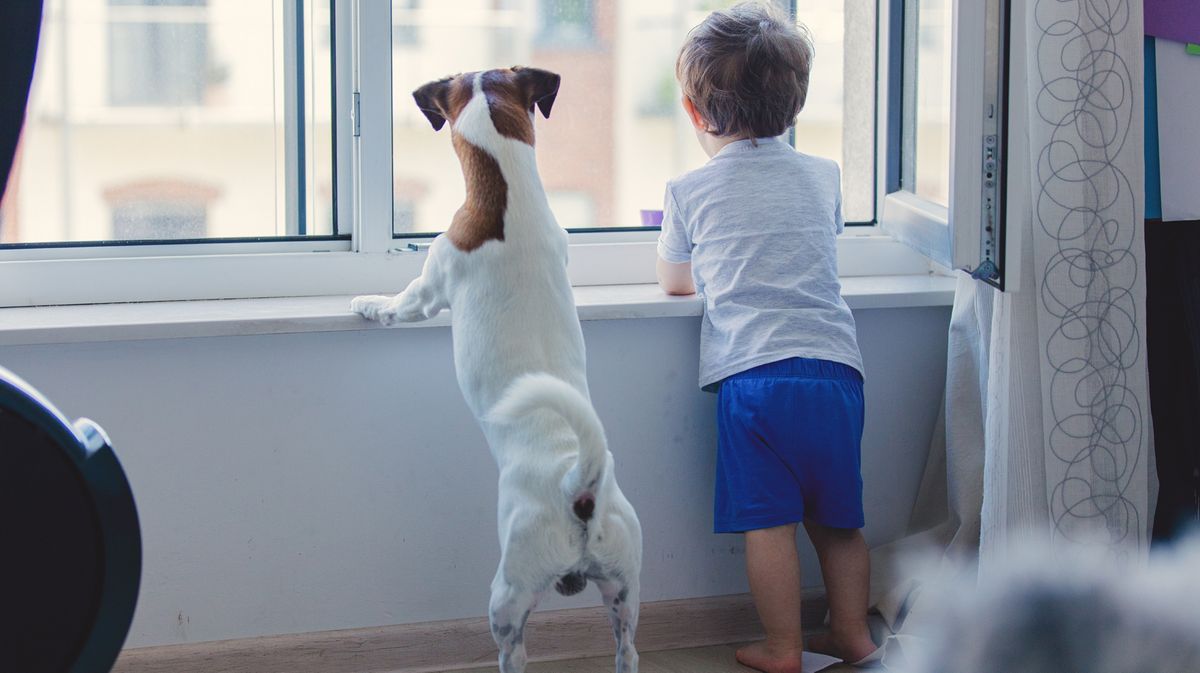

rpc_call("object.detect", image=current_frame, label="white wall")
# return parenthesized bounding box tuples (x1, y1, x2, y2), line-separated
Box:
(0, 308, 949, 647)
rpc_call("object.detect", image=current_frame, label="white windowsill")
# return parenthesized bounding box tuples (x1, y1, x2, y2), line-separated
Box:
(0, 275, 957, 347)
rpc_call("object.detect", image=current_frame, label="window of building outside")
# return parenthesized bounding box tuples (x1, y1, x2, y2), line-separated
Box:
(393, 0, 421, 47)
(537, 0, 596, 45)
(111, 201, 207, 239)
(108, 0, 210, 107)
(104, 180, 216, 239)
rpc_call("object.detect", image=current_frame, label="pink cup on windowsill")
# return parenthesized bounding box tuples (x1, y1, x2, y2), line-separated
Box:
(640, 209, 664, 227)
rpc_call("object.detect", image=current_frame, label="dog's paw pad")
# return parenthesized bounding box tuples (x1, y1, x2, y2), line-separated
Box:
(375, 310, 401, 326)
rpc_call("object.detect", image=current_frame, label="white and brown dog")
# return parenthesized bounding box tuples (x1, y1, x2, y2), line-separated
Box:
(350, 68, 643, 673)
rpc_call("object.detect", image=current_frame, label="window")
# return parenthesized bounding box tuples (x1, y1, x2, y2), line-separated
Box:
(2, 0, 958, 307)
(537, 0, 596, 46)
(108, 0, 209, 107)
(392, 178, 428, 234)
(393, 0, 421, 47)
(547, 191, 597, 229)
(2, 0, 334, 246)
(112, 201, 207, 240)
(105, 180, 216, 240)
(880, 0, 1008, 287)
(390, 0, 876, 236)
(906, 0, 951, 206)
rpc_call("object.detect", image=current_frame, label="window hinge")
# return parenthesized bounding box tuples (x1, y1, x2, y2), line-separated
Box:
(977, 133, 1001, 282)
(352, 92, 361, 138)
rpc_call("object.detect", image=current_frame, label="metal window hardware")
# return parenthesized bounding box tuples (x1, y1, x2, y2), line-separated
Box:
(352, 92, 361, 138)
(973, 0, 1007, 287)
(387, 242, 431, 254)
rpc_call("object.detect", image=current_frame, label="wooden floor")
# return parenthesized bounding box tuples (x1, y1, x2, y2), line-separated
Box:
(449, 644, 858, 673)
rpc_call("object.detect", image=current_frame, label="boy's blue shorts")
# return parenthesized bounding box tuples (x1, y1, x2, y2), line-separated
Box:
(714, 357, 865, 533)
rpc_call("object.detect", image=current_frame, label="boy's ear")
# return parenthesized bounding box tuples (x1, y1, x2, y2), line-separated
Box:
(513, 67, 561, 118)
(412, 78, 453, 131)
(681, 96, 709, 132)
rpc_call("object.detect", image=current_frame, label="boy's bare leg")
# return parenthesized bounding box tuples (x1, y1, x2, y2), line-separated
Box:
(736, 523, 804, 673)
(803, 522, 877, 662)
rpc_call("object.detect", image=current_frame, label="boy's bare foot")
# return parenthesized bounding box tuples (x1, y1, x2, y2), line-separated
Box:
(735, 640, 804, 673)
(805, 630, 879, 665)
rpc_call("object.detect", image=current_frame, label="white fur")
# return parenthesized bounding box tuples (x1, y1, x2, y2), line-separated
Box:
(488, 373, 608, 503)
(898, 536, 1200, 673)
(351, 73, 642, 673)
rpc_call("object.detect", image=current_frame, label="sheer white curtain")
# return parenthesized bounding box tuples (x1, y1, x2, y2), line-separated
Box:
(1021, 0, 1149, 555)
(870, 0, 1151, 664)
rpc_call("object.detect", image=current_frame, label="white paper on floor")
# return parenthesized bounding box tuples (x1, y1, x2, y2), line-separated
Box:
(802, 651, 843, 672)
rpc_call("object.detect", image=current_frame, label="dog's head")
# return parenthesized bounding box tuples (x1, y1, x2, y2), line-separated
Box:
(412, 67, 561, 145)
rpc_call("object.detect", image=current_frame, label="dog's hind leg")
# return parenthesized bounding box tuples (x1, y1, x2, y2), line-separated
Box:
(489, 576, 540, 673)
(597, 577, 640, 673)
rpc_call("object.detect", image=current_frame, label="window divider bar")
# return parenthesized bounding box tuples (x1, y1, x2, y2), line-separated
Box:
(350, 0, 394, 254)
(284, 0, 308, 237)
(333, 0, 355, 236)
(899, 0, 918, 192)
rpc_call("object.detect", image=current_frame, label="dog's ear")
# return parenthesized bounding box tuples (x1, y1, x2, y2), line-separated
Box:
(513, 67, 561, 119)
(412, 78, 453, 131)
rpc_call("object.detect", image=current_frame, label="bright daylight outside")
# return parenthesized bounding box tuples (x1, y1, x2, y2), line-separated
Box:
(391, 0, 877, 234)
(0, 0, 334, 245)
(0, 1, 950, 246)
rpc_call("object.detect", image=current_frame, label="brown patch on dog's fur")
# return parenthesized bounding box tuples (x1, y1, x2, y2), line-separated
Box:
(481, 71, 535, 145)
(446, 77, 474, 121)
(480, 67, 561, 145)
(447, 133, 508, 252)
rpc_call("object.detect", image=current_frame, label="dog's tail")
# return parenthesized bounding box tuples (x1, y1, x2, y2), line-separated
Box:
(488, 373, 607, 522)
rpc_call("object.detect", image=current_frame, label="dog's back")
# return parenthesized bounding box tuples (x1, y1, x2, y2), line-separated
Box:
(353, 68, 644, 673)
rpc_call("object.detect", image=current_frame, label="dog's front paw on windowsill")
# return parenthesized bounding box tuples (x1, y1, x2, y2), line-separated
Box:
(350, 295, 394, 323)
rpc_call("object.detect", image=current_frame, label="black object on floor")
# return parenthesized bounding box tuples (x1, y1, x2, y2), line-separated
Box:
(0, 366, 141, 672)
(1145, 219, 1200, 542)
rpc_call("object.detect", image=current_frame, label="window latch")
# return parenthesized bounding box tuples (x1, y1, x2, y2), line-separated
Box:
(386, 242, 431, 254)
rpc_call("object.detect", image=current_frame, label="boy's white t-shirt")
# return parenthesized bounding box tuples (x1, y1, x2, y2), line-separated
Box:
(657, 137, 863, 389)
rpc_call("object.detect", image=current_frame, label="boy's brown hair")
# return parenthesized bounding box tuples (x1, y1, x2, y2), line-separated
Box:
(676, 1, 813, 140)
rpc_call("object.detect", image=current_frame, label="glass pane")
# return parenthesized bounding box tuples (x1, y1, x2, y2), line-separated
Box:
(908, 0, 951, 206)
(0, 0, 335, 245)
(391, 0, 876, 235)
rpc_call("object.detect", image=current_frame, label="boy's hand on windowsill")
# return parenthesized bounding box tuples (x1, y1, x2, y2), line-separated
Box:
(657, 257, 696, 296)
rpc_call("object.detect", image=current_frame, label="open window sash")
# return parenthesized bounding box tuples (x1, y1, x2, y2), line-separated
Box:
(879, 0, 1009, 289)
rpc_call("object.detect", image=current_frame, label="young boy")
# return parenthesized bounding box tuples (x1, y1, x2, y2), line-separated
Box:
(656, 3, 879, 672)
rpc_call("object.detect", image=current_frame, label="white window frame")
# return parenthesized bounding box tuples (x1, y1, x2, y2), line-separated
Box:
(0, 0, 930, 309)
(878, 0, 1008, 288)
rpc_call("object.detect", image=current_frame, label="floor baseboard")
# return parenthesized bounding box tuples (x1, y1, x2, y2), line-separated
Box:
(113, 591, 828, 673)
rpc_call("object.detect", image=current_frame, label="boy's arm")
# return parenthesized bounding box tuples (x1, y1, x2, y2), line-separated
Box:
(656, 257, 695, 296)
(656, 184, 695, 295)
